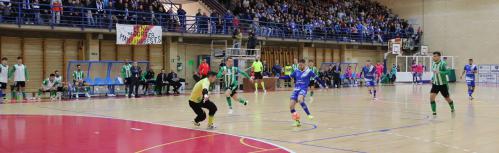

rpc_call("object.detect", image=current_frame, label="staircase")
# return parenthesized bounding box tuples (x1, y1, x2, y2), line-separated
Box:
(200, 0, 227, 14)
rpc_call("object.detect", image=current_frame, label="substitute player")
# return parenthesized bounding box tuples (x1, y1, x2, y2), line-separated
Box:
(37, 74, 61, 100)
(0, 57, 8, 102)
(430, 52, 455, 116)
(251, 56, 266, 93)
(217, 57, 252, 114)
(73, 64, 90, 98)
(9, 57, 29, 100)
(189, 71, 218, 129)
(360, 60, 378, 100)
(289, 59, 322, 127)
(308, 60, 319, 99)
(460, 59, 477, 100)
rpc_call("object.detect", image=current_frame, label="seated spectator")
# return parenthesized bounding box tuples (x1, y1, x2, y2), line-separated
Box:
(142, 66, 155, 95)
(166, 70, 183, 95)
(155, 69, 169, 95)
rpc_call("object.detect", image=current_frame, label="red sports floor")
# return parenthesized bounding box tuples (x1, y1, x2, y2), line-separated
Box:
(0, 115, 290, 153)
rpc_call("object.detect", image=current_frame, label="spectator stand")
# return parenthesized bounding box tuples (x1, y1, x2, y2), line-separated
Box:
(66, 60, 150, 98)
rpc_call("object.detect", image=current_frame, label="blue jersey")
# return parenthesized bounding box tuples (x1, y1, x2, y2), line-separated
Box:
(361, 65, 377, 81)
(291, 68, 317, 90)
(464, 64, 477, 81)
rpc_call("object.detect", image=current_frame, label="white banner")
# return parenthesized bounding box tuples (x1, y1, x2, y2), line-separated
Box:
(116, 24, 162, 45)
(392, 44, 401, 55)
(478, 65, 491, 74)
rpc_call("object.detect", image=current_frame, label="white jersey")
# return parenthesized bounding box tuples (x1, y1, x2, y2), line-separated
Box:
(13, 64, 28, 82)
(0, 64, 8, 83)
(55, 75, 62, 82)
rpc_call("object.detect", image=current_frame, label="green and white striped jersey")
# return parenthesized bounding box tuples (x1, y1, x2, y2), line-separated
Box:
(217, 66, 250, 88)
(73, 70, 85, 81)
(431, 60, 449, 85)
(309, 66, 319, 80)
(42, 78, 60, 89)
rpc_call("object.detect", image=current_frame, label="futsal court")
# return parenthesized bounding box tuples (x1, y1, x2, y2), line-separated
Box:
(1, 83, 498, 153)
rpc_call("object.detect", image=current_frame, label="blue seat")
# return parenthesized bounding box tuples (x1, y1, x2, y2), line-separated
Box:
(94, 77, 105, 86)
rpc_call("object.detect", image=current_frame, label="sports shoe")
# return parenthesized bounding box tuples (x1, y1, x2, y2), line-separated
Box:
(451, 109, 455, 113)
(307, 115, 314, 120)
(293, 120, 301, 127)
(85, 93, 91, 98)
(228, 109, 234, 114)
(254, 90, 258, 94)
(263, 90, 267, 93)
(192, 121, 200, 127)
(469, 96, 474, 100)
(243, 100, 248, 106)
(75, 94, 79, 99)
(207, 124, 216, 129)
(432, 112, 437, 116)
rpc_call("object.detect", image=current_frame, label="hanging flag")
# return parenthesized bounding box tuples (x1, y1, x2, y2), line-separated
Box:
(116, 24, 162, 45)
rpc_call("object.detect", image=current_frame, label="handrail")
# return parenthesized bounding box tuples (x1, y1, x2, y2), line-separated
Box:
(0, 2, 419, 44)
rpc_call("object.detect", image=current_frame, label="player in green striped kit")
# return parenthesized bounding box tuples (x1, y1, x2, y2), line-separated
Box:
(37, 74, 61, 100)
(430, 52, 455, 116)
(9, 57, 29, 100)
(217, 57, 252, 114)
(121, 60, 132, 97)
(73, 64, 90, 98)
(308, 60, 319, 99)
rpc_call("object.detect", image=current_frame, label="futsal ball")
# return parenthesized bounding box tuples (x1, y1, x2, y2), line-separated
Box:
(292, 112, 300, 120)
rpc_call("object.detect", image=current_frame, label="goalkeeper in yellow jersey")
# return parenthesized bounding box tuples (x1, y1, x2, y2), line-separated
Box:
(189, 71, 218, 129)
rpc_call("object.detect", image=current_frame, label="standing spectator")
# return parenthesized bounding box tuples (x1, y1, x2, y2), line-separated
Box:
(247, 31, 257, 55)
(223, 10, 233, 34)
(272, 60, 282, 87)
(155, 69, 168, 95)
(0, 0, 12, 23)
(210, 10, 219, 34)
(232, 28, 242, 49)
(177, 5, 186, 31)
(95, 0, 104, 26)
(51, 0, 63, 24)
(198, 58, 210, 78)
(31, 0, 42, 24)
(195, 9, 202, 33)
(129, 61, 142, 98)
(332, 63, 341, 88)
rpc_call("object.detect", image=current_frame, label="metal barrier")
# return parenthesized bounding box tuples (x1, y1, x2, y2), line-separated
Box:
(0, 2, 417, 43)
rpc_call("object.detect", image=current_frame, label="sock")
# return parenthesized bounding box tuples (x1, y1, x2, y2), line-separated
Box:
(22, 92, 26, 99)
(290, 109, 296, 114)
(226, 97, 232, 109)
(369, 89, 372, 95)
(261, 82, 266, 90)
(50, 91, 56, 97)
(38, 89, 42, 97)
(449, 101, 455, 111)
(208, 116, 214, 125)
(310, 91, 314, 97)
(254, 83, 258, 91)
(373, 90, 377, 98)
(431, 101, 436, 113)
(238, 97, 247, 105)
(300, 102, 311, 116)
(468, 89, 472, 97)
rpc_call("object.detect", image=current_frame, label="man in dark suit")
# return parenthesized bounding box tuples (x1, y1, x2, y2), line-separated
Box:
(155, 69, 168, 95)
(167, 70, 183, 95)
(129, 62, 142, 98)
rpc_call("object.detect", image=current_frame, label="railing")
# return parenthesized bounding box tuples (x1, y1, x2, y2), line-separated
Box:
(0, 2, 418, 44)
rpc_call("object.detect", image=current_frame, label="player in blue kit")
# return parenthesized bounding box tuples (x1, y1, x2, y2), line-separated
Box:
(360, 60, 378, 100)
(460, 59, 477, 100)
(289, 59, 322, 127)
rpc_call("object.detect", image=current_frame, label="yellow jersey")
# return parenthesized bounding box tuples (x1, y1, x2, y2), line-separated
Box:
(252, 61, 264, 72)
(189, 78, 211, 103)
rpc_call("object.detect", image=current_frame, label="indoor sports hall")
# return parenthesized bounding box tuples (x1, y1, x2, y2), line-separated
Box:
(1, 0, 498, 153)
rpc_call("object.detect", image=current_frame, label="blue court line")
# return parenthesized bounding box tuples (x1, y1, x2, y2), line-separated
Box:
(297, 122, 431, 144)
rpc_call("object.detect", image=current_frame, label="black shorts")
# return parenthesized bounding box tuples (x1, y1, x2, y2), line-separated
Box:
(14, 81, 26, 88)
(254, 72, 263, 80)
(0, 82, 7, 89)
(309, 80, 315, 87)
(224, 84, 238, 97)
(73, 80, 86, 86)
(431, 84, 450, 98)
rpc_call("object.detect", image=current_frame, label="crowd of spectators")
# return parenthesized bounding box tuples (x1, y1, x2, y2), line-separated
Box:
(1, 0, 421, 43)
(224, 0, 422, 42)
